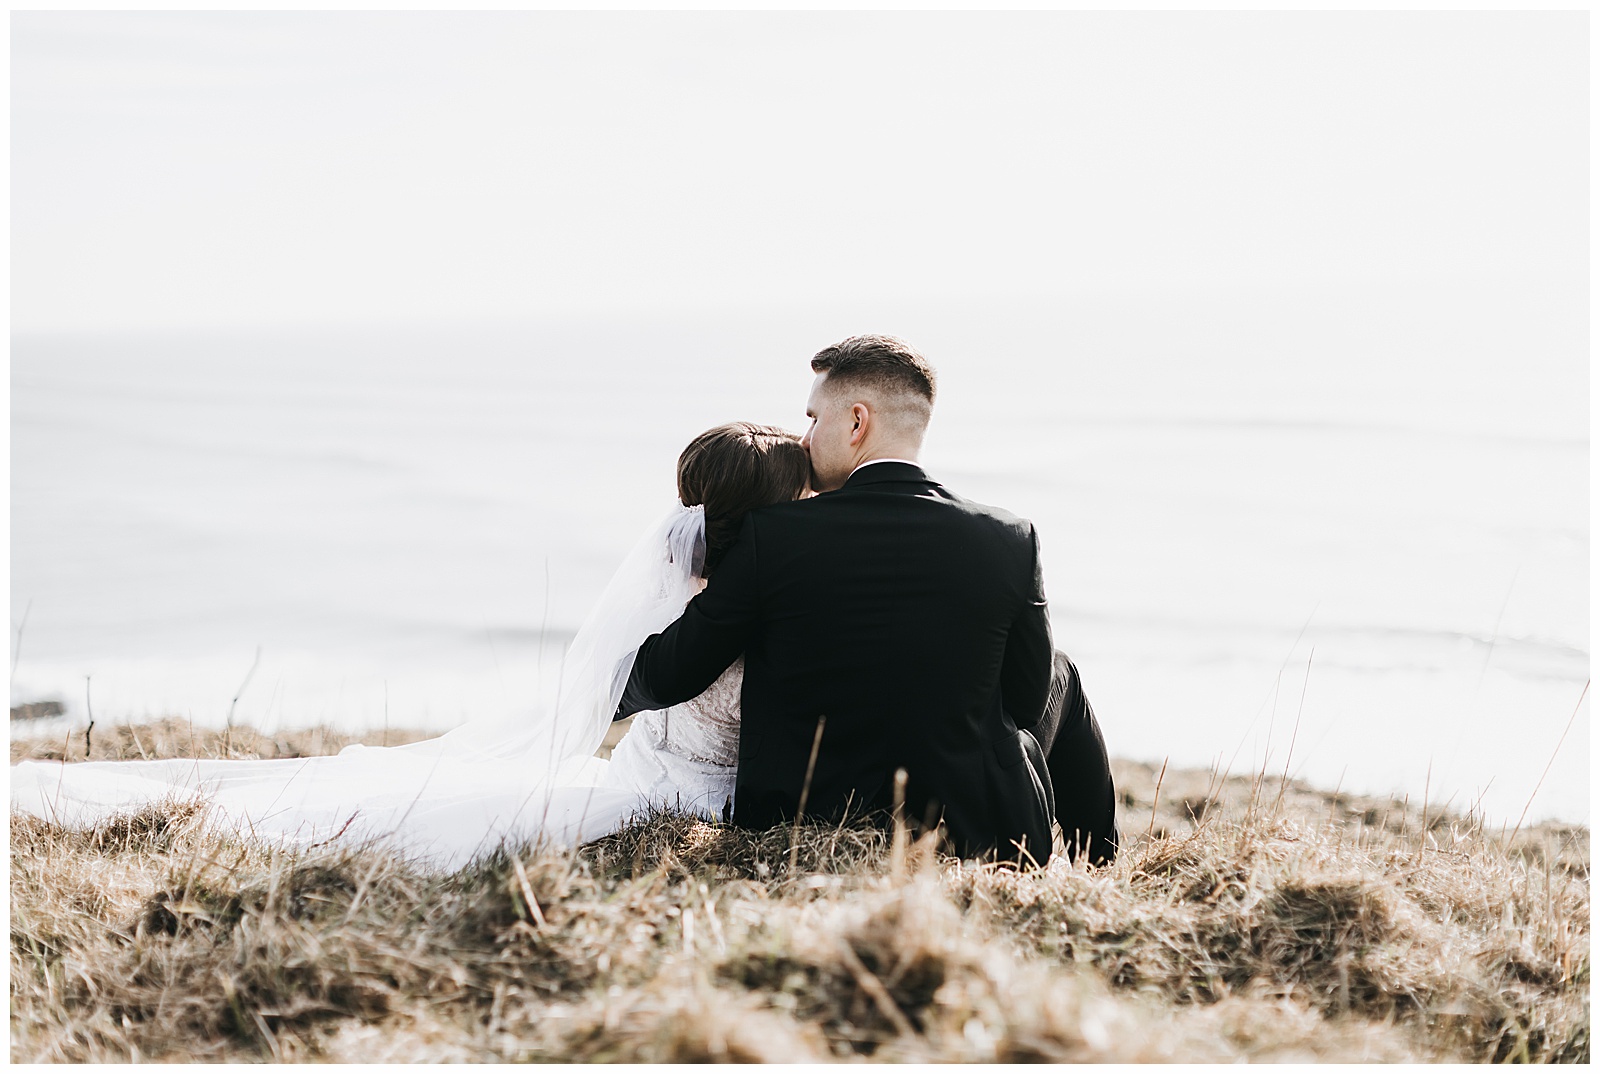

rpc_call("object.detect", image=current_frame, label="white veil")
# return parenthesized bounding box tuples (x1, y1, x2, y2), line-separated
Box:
(10, 504, 708, 869)
(441, 502, 707, 767)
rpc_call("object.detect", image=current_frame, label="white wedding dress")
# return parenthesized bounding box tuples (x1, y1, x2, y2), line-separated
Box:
(9, 505, 741, 872)
(601, 656, 742, 820)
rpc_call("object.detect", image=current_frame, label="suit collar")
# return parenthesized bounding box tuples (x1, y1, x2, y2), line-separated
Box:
(840, 460, 932, 490)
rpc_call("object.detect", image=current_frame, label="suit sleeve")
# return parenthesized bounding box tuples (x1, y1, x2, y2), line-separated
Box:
(1000, 523, 1054, 731)
(615, 513, 761, 718)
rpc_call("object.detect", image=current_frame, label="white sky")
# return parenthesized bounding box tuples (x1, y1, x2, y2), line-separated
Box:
(11, 11, 1587, 334)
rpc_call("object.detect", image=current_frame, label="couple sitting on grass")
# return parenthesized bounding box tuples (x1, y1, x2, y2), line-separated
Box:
(12, 335, 1118, 871)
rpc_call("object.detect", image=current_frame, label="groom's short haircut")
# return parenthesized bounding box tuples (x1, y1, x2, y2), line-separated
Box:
(811, 335, 937, 411)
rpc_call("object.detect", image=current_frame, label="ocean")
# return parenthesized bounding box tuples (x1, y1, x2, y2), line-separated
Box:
(10, 282, 1589, 825)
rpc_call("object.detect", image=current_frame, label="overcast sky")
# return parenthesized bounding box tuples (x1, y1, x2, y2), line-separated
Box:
(11, 11, 1586, 335)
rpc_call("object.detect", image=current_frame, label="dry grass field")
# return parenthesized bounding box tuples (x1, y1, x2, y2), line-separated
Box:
(9, 718, 1590, 1062)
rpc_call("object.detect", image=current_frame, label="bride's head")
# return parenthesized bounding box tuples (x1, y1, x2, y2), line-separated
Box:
(678, 422, 809, 577)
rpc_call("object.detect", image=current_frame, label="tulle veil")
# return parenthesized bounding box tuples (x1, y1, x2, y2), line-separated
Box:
(9, 504, 708, 870)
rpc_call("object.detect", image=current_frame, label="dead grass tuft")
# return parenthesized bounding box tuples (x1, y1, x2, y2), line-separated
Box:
(10, 716, 435, 766)
(9, 726, 1589, 1062)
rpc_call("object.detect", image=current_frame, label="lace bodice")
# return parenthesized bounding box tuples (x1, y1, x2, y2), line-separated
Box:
(650, 655, 743, 765)
(599, 657, 742, 816)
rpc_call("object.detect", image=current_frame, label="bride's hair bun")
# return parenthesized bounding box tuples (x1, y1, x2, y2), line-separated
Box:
(677, 422, 809, 578)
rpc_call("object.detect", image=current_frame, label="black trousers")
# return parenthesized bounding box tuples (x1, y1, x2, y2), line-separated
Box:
(1029, 650, 1119, 865)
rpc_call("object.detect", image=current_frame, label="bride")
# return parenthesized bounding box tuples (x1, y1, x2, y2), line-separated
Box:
(10, 423, 810, 871)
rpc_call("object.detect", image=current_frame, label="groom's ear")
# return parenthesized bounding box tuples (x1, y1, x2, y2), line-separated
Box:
(850, 402, 871, 445)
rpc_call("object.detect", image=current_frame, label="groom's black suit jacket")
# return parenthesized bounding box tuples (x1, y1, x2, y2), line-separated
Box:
(617, 462, 1057, 862)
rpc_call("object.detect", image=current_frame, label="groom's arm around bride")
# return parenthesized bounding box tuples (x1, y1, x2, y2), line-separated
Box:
(618, 335, 1117, 866)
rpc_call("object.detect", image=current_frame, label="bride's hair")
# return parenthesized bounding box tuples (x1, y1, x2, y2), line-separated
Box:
(678, 422, 809, 577)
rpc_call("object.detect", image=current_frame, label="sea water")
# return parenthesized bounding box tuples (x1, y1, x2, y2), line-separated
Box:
(10, 283, 1588, 824)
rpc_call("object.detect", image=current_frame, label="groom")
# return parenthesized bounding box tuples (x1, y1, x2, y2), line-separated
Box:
(617, 335, 1118, 866)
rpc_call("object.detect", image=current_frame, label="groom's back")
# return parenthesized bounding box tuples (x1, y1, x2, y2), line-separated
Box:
(731, 462, 1054, 859)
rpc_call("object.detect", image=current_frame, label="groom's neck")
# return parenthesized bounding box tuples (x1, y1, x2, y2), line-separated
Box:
(848, 450, 921, 476)
(853, 437, 921, 466)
